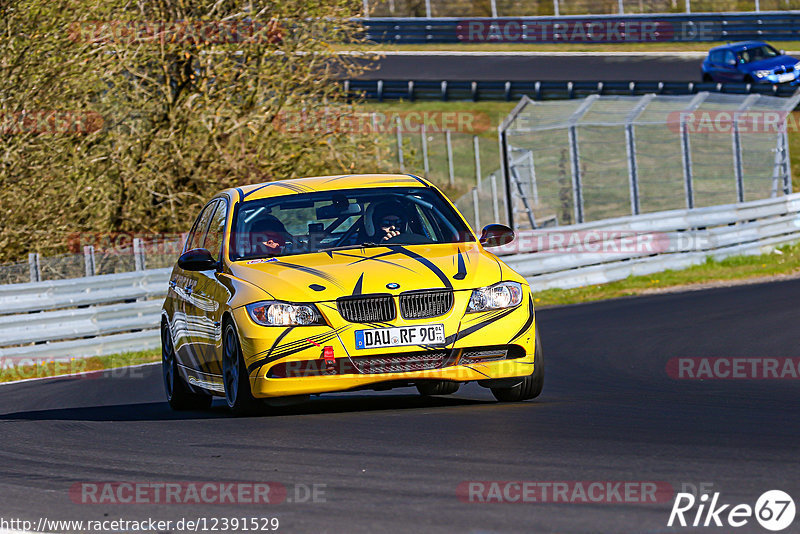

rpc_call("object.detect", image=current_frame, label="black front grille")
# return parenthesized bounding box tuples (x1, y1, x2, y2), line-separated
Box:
(350, 351, 449, 374)
(399, 290, 454, 319)
(337, 294, 396, 323)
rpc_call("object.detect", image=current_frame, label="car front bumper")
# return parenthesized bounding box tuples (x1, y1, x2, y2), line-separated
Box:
(231, 292, 537, 398)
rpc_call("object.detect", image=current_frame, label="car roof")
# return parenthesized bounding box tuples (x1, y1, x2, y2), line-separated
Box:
(227, 174, 430, 203)
(709, 41, 771, 53)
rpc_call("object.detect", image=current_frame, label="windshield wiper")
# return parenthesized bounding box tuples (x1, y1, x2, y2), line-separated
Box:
(318, 242, 390, 253)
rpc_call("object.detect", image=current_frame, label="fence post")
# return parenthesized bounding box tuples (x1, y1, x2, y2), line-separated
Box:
(133, 238, 145, 271)
(372, 113, 380, 165)
(362, 0, 369, 18)
(472, 188, 480, 230)
(490, 173, 501, 223)
(28, 253, 41, 283)
(490, 0, 498, 17)
(473, 135, 482, 189)
(625, 122, 641, 215)
(83, 245, 96, 277)
(446, 130, 455, 186)
(617, 0, 624, 14)
(685, 0, 691, 13)
(421, 124, 430, 179)
(755, 0, 760, 11)
(732, 94, 758, 203)
(553, 0, 560, 17)
(425, 0, 431, 17)
(680, 92, 708, 210)
(527, 150, 539, 205)
(680, 115, 695, 209)
(780, 130, 792, 195)
(568, 125, 584, 224)
(396, 116, 405, 173)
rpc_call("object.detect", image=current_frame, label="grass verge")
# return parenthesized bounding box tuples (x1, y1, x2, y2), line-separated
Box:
(530, 241, 800, 307)
(0, 349, 160, 383)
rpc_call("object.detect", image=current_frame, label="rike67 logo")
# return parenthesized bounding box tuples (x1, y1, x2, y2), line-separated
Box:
(669, 490, 796, 531)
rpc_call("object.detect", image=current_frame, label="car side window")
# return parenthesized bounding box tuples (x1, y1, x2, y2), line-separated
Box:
(187, 202, 217, 252)
(723, 51, 735, 65)
(709, 51, 722, 64)
(203, 200, 227, 260)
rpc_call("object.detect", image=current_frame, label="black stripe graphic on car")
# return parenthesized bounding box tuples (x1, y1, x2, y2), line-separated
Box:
(509, 296, 535, 342)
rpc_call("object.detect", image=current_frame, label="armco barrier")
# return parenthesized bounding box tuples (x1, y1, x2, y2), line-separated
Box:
(344, 79, 800, 101)
(361, 13, 800, 44)
(0, 269, 170, 363)
(500, 193, 800, 289)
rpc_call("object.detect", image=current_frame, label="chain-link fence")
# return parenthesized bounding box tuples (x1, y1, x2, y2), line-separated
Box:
(476, 91, 800, 231)
(0, 237, 184, 285)
(363, 0, 800, 17)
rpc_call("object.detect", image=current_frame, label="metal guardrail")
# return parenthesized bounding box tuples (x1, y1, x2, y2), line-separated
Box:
(344, 79, 800, 101)
(0, 268, 171, 315)
(0, 269, 170, 362)
(500, 192, 800, 289)
(361, 12, 800, 43)
(361, 0, 794, 19)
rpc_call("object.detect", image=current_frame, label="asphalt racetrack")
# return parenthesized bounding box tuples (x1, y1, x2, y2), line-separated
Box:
(1, 278, 799, 533)
(354, 52, 704, 81)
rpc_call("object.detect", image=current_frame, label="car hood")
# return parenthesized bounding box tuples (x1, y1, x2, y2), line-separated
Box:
(228, 242, 506, 302)
(746, 55, 799, 70)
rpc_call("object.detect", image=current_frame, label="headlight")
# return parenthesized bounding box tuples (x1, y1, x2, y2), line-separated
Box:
(754, 70, 771, 78)
(246, 301, 323, 326)
(467, 281, 523, 312)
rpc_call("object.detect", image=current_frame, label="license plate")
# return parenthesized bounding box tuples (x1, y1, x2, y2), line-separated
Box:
(778, 73, 795, 83)
(355, 324, 445, 349)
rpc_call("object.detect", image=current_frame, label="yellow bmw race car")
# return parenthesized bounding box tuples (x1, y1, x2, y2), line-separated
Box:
(161, 174, 542, 413)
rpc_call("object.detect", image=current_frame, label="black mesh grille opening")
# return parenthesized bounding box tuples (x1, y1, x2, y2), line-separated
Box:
(399, 289, 454, 319)
(337, 294, 396, 323)
(351, 350, 450, 374)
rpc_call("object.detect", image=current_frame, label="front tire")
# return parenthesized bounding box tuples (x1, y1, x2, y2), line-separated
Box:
(491, 326, 544, 402)
(162, 321, 212, 411)
(702, 73, 713, 82)
(222, 322, 263, 416)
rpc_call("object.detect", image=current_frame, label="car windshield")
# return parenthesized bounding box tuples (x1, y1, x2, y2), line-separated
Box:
(230, 187, 474, 260)
(737, 45, 780, 63)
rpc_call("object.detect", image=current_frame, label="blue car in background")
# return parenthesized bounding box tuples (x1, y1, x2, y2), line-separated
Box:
(702, 41, 800, 84)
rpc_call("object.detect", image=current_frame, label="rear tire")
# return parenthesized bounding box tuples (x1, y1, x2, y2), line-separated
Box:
(491, 326, 544, 402)
(702, 73, 713, 82)
(162, 321, 212, 411)
(222, 322, 263, 416)
(416, 381, 460, 396)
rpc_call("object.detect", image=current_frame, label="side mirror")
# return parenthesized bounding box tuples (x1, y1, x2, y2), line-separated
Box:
(780, 49, 786, 55)
(178, 248, 218, 271)
(479, 224, 515, 248)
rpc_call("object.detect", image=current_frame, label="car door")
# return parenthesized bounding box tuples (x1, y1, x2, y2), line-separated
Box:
(191, 198, 232, 380)
(177, 200, 218, 373)
(720, 50, 740, 82)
